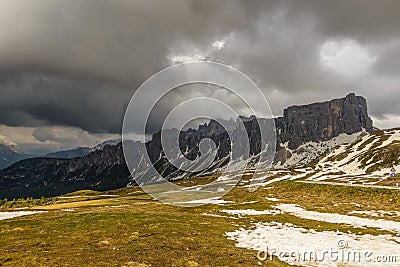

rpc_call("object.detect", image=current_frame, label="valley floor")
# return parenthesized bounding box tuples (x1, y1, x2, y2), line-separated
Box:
(1, 176, 400, 267)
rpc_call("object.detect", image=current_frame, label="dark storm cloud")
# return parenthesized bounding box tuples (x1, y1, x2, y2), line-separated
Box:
(0, 0, 399, 135)
(302, 1, 400, 42)
(0, 0, 245, 133)
(374, 41, 400, 76)
(0, 68, 130, 132)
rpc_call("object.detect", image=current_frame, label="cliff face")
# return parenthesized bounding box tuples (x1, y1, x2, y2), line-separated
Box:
(0, 94, 374, 198)
(276, 93, 373, 150)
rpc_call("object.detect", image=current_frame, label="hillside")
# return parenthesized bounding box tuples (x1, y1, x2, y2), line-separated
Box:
(288, 128, 400, 186)
(317, 128, 400, 175)
(0, 144, 130, 199)
(0, 144, 33, 170)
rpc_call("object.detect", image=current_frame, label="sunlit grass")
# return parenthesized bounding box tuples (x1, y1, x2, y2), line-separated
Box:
(1, 180, 400, 266)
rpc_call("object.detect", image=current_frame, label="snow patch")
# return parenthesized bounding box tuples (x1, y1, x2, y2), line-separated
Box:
(174, 197, 232, 205)
(275, 204, 400, 234)
(348, 210, 400, 218)
(0, 211, 46, 220)
(221, 209, 281, 216)
(226, 222, 400, 266)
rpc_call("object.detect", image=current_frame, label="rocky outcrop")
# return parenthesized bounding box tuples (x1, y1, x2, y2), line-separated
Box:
(275, 93, 373, 150)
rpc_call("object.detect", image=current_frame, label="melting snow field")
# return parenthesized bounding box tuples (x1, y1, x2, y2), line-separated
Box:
(222, 205, 400, 266)
(274, 131, 363, 169)
(348, 210, 400, 218)
(173, 197, 233, 205)
(226, 222, 400, 267)
(220, 209, 281, 216)
(275, 204, 400, 234)
(0, 211, 46, 221)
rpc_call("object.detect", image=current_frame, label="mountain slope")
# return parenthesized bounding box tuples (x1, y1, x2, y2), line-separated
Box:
(315, 128, 400, 176)
(280, 128, 400, 187)
(0, 144, 130, 198)
(0, 144, 33, 170)
(274, 131, 367, 168)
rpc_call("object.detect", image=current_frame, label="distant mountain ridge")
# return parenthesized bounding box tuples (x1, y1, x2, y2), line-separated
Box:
(42, 139, 121, 159)
(0, 93, 374, 198)
(0, 144, 129, 198)
(0, 144, 34, 170)
(43, 147, 92, 159)
(0, 139, 121, 171)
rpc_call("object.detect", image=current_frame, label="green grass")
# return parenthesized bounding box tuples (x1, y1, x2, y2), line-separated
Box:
(1, 209, 265, 266)
(1, 180, 400, 266)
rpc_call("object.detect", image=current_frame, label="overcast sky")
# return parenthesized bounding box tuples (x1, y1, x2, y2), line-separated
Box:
(0, 0, 399, 154)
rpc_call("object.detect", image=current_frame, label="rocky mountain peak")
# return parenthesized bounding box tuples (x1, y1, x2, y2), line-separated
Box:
(276, 93, 373, 150)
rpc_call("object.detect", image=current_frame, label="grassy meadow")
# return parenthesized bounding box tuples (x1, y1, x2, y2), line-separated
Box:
(1, 178, 400, 266)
